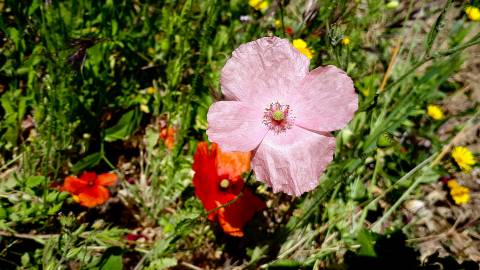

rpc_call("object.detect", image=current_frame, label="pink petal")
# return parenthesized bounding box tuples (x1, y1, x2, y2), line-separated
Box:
(207, 101, 267, 152)
(251, 126, 336, 196)
(293, 65, 358, 132)
(221, 36, 309, 105)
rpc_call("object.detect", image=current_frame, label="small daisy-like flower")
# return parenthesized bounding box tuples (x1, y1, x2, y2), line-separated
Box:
(451, 186, 470, 205)
(63, 172, 117, 207)
(427, 105, 444, 120)
(292, 39, 314, 59)
(342, 37, 351, 46)
(447, 180, 470, 205)
(465, 6, 480, 21)
(249, 0, 269, 11)
(192, 142, 265, 237)
(207, 37, 357, 196)
(451, 146, 476, 173)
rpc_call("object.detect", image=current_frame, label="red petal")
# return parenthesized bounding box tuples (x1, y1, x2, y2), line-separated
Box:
(217, 206, 244, 237)
(217, 189, 265, 237)
(216, 143, 251, 179)
(192, 142, 221, 220)
(192, 142, 256, 223)
(77, 186, 110, 207)
(79, 172, 97, 182)
(97, 173, 117, 186)
(63, 176, 88, 194)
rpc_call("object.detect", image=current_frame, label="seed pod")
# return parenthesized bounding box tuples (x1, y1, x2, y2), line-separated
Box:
(377, 132, 394, 148)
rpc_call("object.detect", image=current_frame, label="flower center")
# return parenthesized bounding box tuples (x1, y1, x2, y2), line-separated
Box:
(219, 179, 230, 189)
(263, 102, 294, 134)
(88, 180, 95, 187)
(272, 110, 284, 121)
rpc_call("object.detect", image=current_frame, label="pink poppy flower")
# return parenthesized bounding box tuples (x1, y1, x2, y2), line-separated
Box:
(206, 36, 357, 196)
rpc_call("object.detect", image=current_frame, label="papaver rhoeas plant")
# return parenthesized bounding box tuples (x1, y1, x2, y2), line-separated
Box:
(192, 142, 265, 237)
(63, 172, 117, 207)
(207, 36, 358, 196)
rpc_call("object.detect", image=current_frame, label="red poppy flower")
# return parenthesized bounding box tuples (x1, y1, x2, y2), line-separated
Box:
(192, 142, 265, 237)
(160, 126, 175, 150)
(286, 26, 294, 36)
(62, 172, 117, 208)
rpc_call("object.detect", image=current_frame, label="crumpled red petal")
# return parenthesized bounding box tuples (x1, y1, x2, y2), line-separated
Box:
(217, 189, 266, 237)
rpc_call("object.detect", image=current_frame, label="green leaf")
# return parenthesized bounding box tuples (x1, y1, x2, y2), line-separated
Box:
(351, 176, 366, 201)
(0, 176, 17, 190)
(111, 20, 118, 36)
(66, 247, 82, 259)
(95, 247, 124, 270)
(424, 0, 453, 56)
(146, 258, 178, 270)
(416, 167, 441, 184)
(145, 127, 159, 152)
(25, 176, 45, 188)
(266, 259, 302, 269)
(28, 0, 41, 15)
(104, 109, 142, 142)
(47, 202, 63, 215)
(247, 245, 269, 264)
(72, 152, 102, 173)
(0, 207, 7, 219)
(6, 27, 20, 48)
(356, 229, 377, 257)
(21, 253, 30, 266)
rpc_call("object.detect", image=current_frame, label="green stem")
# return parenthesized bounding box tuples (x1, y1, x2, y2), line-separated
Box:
(384, 34, 480, 93)
(371, 155, 434, 232)
(370, 149, 381, 187)
(278, 0, 286, 37)
(203, 170, 253, 217)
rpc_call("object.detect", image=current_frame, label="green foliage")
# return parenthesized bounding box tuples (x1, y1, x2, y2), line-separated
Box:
(104, 109, 142, 142)
(0, 0, 478, 269)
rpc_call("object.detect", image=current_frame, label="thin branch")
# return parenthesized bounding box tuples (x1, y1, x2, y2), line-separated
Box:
(379, 38, 403, 92)
(180, 262, 205, 270)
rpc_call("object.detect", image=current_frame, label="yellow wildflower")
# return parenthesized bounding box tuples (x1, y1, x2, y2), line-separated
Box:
(450, 185, 470, 205)
(275, 19, 281, 28)
(447, 180, 470, 205)
(427, 105, 444, 120)
(447, 179, 459, 189)
(249, 0, 269, 11)
(292, 39, 314, 59)
(451, 146, 476, 173)
(146, 86, 156, 94)
(465, 6, 480, 21)
(342, 37, 351, 46)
